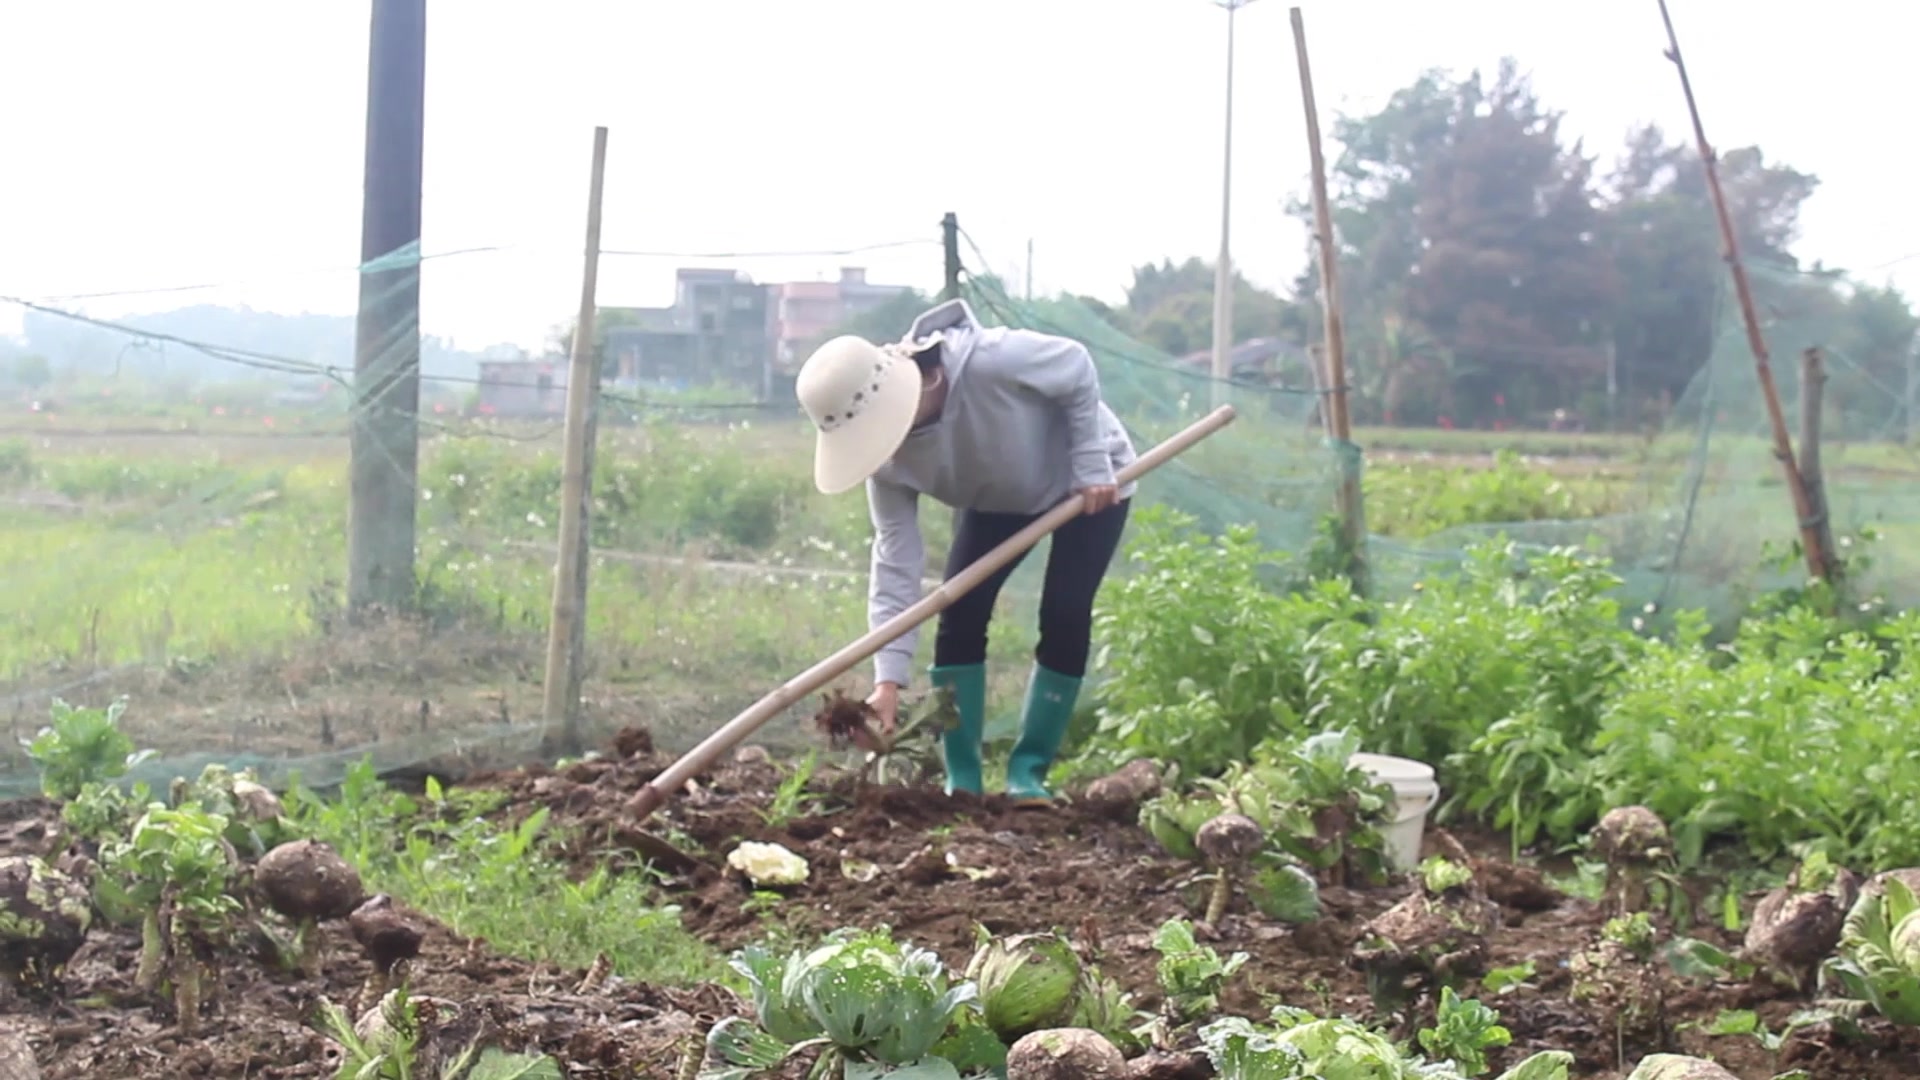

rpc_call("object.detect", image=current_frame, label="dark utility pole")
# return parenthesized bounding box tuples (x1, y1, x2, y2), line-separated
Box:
(347, 0, 427, 620)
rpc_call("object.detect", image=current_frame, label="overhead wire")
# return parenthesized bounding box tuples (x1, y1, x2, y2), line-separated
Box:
(0, 228, 932, 425)
(11, 238, 936, 305)
(0, 294, 798, 422)
(0, 235, 833, 615)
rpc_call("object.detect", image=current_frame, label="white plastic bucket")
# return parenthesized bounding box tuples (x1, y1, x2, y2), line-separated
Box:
(1348, 752, 1439, 873)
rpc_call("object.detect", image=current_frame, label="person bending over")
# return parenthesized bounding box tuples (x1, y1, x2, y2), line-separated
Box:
(795, 298, 1136, 805)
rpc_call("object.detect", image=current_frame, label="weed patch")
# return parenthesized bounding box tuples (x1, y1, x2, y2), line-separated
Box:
(284, 761, 724, 987)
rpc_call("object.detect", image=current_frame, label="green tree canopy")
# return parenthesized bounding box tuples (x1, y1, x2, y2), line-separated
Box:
(12, 354, 52, 390)
(1255, 56, 1907, 431)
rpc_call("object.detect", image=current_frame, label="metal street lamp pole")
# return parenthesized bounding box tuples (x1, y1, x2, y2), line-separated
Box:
(1209, 0, 1256, 408)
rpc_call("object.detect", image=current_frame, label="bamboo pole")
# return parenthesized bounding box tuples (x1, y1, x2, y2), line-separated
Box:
(1655, 0, 1833, 582)
(1290, 6, 1368, 592)
(540, 126, 610, 757)
(625, 405, 1241, 824)
(1798, 347, 1836, 582)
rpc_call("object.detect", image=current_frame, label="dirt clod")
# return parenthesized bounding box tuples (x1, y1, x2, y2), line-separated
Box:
(610, 725, 654, 760)
(0, 856, 92, 988)
(348, 895, 425, 976)
(1473, 858, 1563, 912)
(1124, 1049, 1212, 1080)
(1593, 806, 1670, 865)
(0, 1030, 40, 1080)
(1006, 1027, 1127, 1080)
(1741, 865, 1859, 993)
(810, 691, 885, 753)
(1080, 759, 1162, 820)
(254, 841, 365, 923)
(230, 780, 285, 824)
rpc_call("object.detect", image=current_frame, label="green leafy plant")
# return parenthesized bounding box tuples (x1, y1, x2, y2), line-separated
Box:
(25, 697, 152, 801)
(962, 930, 1081, 1041)
(703, 928, 980, 1078)
(1150, 918, 1248, 1026)
(1692, 1008, 1834, 1054)
(319, 990, 427, 1080)
(1581, 608, 1920, 868)
(1422, 857, 1475, 894)
(759, 750, 826, 828)
(1090, 508, 1336, 774)
(59, 779, 150, 845)
(1365, 450, 1619, 540)
(1480, 960, 1538, 996)
(97, 804, 242, 1033)
(1200, 1005, 1573, 1079)
(863, 686, 963, 792)
(1823, 878, 1920, 1024)
(1353, 855, 1499, 1014)
(1418, 987, 1513, 1076)
(175, 762, 295, 857)
(1137, 729, 1394, 898)
(1093, 509, 1920, 873)
(956, 926, 1143, 1055)
(320, 988, 563, 1080)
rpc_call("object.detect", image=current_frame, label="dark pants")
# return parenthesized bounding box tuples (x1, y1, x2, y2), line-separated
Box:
(932, 499, 1131, 677)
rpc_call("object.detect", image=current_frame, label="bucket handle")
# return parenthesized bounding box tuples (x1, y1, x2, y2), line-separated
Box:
(1391, 784, 1440, 824)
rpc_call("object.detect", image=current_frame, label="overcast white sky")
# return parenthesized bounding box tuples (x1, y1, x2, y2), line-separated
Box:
(2, 0, 1914, 352)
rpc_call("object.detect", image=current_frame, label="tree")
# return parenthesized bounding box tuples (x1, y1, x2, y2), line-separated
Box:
(1598, 124, 1825, 413)
(1071, 294, 1123, 326)
(1792, 281, 1920, 426)
(1279, 60, 1885, 431)
(829, 289, 934, 348)
(1118, 257, 1295, 359)
(551, 306, 649, 369)
(1291, 59, 1616, 425)
(1405, 60, 1616, 420)
(12, 354, 51, 390)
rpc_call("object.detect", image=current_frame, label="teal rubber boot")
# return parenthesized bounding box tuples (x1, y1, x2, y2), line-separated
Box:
(929, 663, 987, 796)
(1005, 664, 1082, 804)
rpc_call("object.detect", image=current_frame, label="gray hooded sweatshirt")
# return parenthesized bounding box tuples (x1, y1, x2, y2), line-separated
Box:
(865, 299, 1138, 688)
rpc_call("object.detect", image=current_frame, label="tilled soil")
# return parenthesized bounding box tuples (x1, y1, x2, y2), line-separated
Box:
(487, 734, 1920, 1080)
(5, 727, 1920, 1079)
(1, 916, 726, 1079)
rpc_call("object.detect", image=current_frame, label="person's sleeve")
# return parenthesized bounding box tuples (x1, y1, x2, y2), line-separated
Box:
(989, 330, 1116, 491)
(866, 476, 925, 688)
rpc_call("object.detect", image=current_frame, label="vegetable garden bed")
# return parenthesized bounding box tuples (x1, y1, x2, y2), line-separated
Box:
(7, 719, 1917, 1080)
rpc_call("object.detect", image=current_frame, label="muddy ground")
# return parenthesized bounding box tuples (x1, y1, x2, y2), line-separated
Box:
(0, 789, 729, 1079)
(5, 726, 1920, 1079)
(476, 733, 1920, 1080)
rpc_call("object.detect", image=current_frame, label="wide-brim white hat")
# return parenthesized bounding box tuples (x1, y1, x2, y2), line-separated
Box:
(796, 334, 925, 494)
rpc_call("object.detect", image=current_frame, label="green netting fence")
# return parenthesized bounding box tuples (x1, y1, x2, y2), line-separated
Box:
(960, 254, 1920, 636)
(1, 238, 1914, 799)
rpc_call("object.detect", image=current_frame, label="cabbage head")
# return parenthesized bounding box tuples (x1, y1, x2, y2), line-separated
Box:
(963, 931, 1083, 1041)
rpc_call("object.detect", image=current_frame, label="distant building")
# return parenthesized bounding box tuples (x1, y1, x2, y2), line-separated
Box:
(767, 267, 916, 376)
(603, 268, 772, 395)
(474, 358, 566, 418)
(474, 265, 915, 412)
